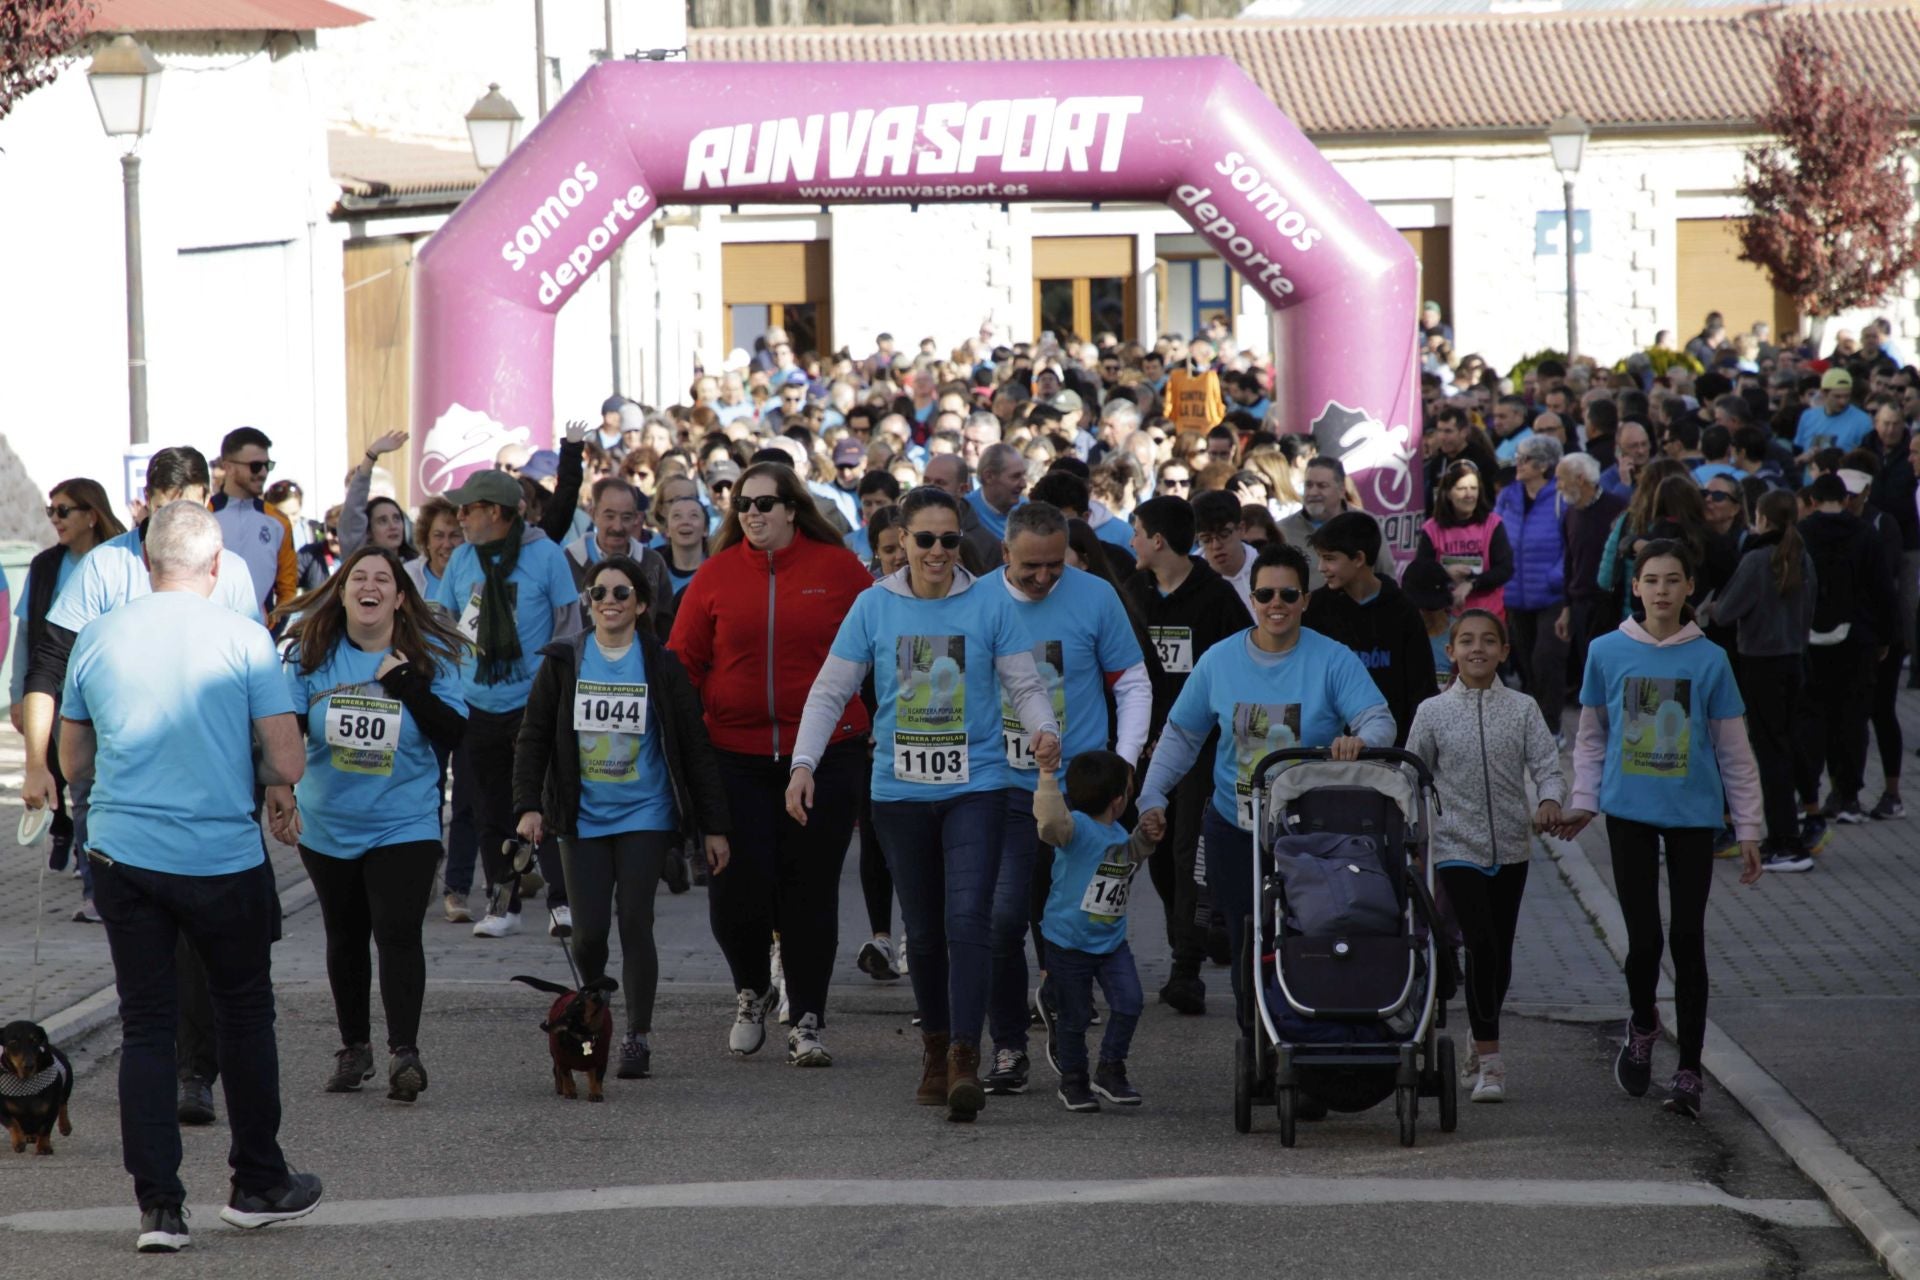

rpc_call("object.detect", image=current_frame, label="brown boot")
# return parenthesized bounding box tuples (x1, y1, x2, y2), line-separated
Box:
(946, 1040, 985, 1121)
(916, 1032, 950, 1106)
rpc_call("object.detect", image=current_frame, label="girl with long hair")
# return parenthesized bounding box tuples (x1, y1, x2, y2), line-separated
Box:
(1414, 461, 1513, 619)
(273, 546, 468, 1101)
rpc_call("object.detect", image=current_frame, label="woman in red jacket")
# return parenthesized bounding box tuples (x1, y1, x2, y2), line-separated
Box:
(668, 461, 875, 1067)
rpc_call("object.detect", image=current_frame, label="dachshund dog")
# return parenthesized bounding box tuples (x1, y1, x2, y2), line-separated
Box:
(512, 975, 617, 1102)
(2, 1020, 74, 1156)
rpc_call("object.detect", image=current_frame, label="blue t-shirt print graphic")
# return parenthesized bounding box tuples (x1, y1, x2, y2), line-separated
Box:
(894, 634, 968, 785)
(1001, 639, 1064, 771)
(1620, 676, 1690, 778)
(1233, 701, 1300, 829)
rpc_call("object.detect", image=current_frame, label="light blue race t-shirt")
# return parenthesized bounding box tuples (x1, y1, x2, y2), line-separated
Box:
(1165, 627, 1388, 830)
(286, 641, 466, 859)
(1040, 810, 1137, 956)
(1579, 630, 1744, 831)
(993, 566, 1143, 792)
(575, 639, 677, 838)
(431, 536, 579, 713)
(829, 579, 1029, 802)
(47, 526, 261, 633)
(63, 590, 292, 875)
(1793, 403, 1874, 453)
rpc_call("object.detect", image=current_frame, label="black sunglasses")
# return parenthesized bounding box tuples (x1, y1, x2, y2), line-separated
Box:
(587, 584, 634, 602)
(46, 503, 89, 519)
(1251, 585, 1305, 605)
(910, 531, 964, 550)
(237, 459, 276, 475)
(733, 494, 787, 514)
(1703, 490, 1738, 504)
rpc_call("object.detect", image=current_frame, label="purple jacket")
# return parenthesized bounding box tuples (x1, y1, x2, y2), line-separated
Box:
(1494, 477, 1566, 611)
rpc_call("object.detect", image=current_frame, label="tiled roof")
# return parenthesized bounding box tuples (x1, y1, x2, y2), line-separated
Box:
(90, 0, 370, 33)
(688, 3, 1920, 136)
(330, 130, 482, 208)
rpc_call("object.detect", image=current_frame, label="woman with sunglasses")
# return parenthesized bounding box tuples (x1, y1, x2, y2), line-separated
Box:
(1135, 542, 1394, 1023)
(667, 462, 876, 1067)
(785, 486, 1060, 1122)
(273, 545, 468, 1101)
(10, 479, 125, 915)
(514, 556, 731, 1082)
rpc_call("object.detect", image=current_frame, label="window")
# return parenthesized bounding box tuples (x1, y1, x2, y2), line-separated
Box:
(1032, 236, 1135, 343)
(722, 241, 830, 356)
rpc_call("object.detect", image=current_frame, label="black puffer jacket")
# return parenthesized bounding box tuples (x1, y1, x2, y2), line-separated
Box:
(511, 628, 731, 839)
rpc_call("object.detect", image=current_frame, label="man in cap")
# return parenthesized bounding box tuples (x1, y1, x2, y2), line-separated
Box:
(596, 396, 627, 452)
(1795, 369, 1874, 457)
(817, 438, 866, 528)
(1420, 300, 1453, 347)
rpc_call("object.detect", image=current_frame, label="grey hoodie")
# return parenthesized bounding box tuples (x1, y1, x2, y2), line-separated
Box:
(1406, 680, 1567, 869)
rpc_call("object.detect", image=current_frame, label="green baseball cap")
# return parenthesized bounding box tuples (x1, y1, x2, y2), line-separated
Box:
(443, 469, 522, 508)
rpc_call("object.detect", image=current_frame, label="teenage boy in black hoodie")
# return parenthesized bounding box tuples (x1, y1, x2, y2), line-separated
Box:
(1123, 496, 1251, 1016)
(1302, 512, 1435, 747)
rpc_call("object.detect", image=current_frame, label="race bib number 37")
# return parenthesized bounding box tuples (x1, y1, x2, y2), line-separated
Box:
(325, 695, 403, 777)
(1150, 626, 1193, 674)
(574, 680, 648, 736)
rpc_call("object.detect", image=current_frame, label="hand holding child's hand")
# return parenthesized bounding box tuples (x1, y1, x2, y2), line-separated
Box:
(1533, 800, 1563, 831)
(1139, 807, 1166, 842)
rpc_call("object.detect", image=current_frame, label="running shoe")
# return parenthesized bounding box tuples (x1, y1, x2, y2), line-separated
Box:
(1663, 1068, 1703, 1119)
(176, 1077, 215, 1125)
(1826, 796, 1869, 825)
(984, 1048, 1030, 1095)
(1058, 1071, 1099, 1112)
(729, 987, 772, 1056)
(443, 892, 471, 924)
(1762, 849, 1815, 874)
(72, 899, 101, 924)
(219, 1171, 323, 1229)
(472, 910, 521, 938)
(1092, 1060, 1142, 1106)
(1869, 794, 1906, 821)
(786, 1013, 831, 1068)
(1614, 1016, 1660, 1097)
(547, 904, 573, 937)
(1157, 974, 1206, 1015)
(1471, 1057, 1506, 1103)
(1711, 827, 1739, 859)
(857, 935, 901, 980)
(387, 1048, 428, 1102)
(136, 1204, 190, 1253)
(1460, 1046, 1480, 1087)
(1799, 816, 1831, 856)
(324, 1044, 374, 1093)
(617, 1032, 651, 1079)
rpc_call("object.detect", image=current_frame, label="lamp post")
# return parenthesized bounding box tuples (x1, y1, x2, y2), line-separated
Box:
(1547, 112, 1590, 362)
(465, 84, 524, 173)
(87, 34, 164, 447)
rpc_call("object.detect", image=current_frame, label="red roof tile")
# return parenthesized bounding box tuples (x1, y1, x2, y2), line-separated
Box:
(688, 3, 1920, 136)
(329, 130, 483, 205)
(90, 0, 370, 33)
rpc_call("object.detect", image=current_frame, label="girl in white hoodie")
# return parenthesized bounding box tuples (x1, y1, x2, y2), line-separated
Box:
(1407, 610, 1566, 1104)
(1558, 539, 1764, 1120)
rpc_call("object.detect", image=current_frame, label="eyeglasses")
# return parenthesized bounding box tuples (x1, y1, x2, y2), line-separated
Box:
(1160, 478, 1191, 491)
(733, 494, 787, 514)
(1250, 585, 1305, 605)
(237, 459, 276, 475)
(46, 503, 88, 519)
(910, 531, 964, 550)
(587, 584, 634, 602)
(1703, 490, 1739, 504)
(496, 463, 522, 476)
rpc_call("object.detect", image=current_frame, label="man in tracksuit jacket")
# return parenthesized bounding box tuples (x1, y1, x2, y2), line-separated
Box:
(1301, 511, 1435, 747)
(1121, 496, 1250, 1016)
(210, 427, 297, 623)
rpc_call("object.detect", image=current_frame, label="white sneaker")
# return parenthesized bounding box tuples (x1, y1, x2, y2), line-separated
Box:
(787, 1012, 831, 1067)
(896, 931, 909, 975)
(729, 987, 770, 1056)
(1471, 1056, 1506, 1103)
(1459, 1047, 1480, 1087)
(769, 939, 790, 1025)
(548, 904, 573, 937)
(472, 911, 521, 938)
(857, 935, 900, 980)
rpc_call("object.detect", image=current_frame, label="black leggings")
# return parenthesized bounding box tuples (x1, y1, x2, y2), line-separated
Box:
(1737, 655, 1805, 850)
(299, 841, 441, 1051)
(1606, 819, 1713, 1073)
(857, 778, 893, 938)
(1870, 644, 1905, 785)
(1437, 862, 1530, 1043)
(560, 831, 670, 1035)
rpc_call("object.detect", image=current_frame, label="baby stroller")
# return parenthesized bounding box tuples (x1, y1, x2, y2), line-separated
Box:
(1231, 746, 1457, 1147)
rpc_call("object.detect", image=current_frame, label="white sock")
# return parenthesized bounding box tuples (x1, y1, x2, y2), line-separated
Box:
(1479, 1053, 1503, 1075)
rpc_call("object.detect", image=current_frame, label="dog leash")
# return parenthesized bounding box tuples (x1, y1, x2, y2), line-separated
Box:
(29, 859, 47, 1021)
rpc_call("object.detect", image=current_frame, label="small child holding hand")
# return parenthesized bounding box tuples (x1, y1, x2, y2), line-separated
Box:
(1033, 751, 1157, 1113)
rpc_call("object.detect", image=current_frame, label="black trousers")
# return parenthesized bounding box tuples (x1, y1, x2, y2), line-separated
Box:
(1146, 741, 1212, 981)
(1606, 818, 1713, 1073)
(299, 841, 440, 1051)
(708, 740, 860, 1025)
(464, 706, 565, 911)
(1796, 641, 1870, 806)
(1437, 863, 1530, 1043)
(855, 763, 894, 937)
(1509, 605, 1569, 734)
(1869, 642, 1905, 784)
(560, 830, 672, 1035)
(92, 855, 288, 1210)
(1737, 654, 1805, 850)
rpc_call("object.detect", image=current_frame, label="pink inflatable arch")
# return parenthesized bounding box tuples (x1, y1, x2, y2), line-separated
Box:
(412, 58, 1420, 540)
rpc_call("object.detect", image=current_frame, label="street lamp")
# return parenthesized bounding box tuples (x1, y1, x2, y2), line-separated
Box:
(88, 33, 163, 447)
(1547, 112, 1590, 362)
(465, 84, 523, 173)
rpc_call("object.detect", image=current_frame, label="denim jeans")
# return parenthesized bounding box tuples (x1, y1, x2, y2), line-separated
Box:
(91, 854, 290, 1210)
(987, 787, 1039, 1054)
(1200, 805, 1255, 1026)
(871, 789, 1009, 1047)
(1046, 940, 1144, 1074)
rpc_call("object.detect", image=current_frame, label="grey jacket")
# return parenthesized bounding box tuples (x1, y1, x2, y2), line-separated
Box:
(1702, 535, 1814, 658)
(1406, 681, 1567, 869)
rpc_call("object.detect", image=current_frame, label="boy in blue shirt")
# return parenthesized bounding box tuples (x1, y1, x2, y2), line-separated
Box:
(1033, 751, 1156, 1112)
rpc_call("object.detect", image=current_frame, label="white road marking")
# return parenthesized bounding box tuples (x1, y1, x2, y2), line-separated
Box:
(0, 1176, 1836, 1234)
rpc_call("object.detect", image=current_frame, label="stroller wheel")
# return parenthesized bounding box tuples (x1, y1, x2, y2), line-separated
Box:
(1233, 1035, 1255, 1135)
(1277, 1086, 1297, 1148)
(1437, 1037, 1459, 1133)
(1396, 1084, 1418, 1147)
